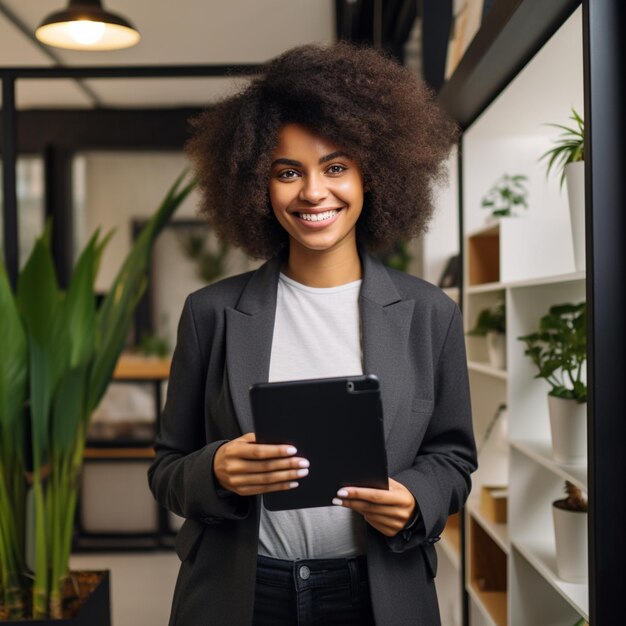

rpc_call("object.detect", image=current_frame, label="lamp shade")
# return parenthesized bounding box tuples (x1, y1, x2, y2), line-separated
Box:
(35, 0, 140, 51)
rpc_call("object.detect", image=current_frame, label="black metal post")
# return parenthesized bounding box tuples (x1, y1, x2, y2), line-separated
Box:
(583, 1, 626, 623)
(44, 145, 74, 288)
(1, 73, 19, 286)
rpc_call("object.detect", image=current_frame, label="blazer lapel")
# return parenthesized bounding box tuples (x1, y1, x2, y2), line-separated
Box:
(226, 256, 282, 435)
(360, 253, 415, 441)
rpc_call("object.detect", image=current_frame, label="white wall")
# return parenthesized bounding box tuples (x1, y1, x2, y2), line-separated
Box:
(422, 146, 460, 286)
(77, 151, 259, 348)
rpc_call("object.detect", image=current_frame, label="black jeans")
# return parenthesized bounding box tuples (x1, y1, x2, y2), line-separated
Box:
(253, 554, 376, 625)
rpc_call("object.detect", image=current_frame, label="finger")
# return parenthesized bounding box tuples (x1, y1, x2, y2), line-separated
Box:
(230, 456, 310, 474)
(232, 467, 310, 487)
(237, 480, 300, 496)
(234, 441, 299, 460)
(336, 487, 406, 506)
(332, 498, 403, 517)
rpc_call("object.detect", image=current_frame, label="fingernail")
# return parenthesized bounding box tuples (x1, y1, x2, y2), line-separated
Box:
(296, 468, 309, 477)
(290, 482, 299, 488)
(286, 446, 297, 455)
(332, 498, 343, 506)
(298, 459, 310, 468)
(337, 489, 348, 498)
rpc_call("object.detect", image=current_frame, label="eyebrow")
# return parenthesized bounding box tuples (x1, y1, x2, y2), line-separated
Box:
(270, 151, 350, 169)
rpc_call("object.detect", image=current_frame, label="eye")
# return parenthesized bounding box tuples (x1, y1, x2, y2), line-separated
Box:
(277, 169, 300, 180)
(326, 164, 347, 175)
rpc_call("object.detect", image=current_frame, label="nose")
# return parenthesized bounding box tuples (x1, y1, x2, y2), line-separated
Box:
(298, 172, 328, 204)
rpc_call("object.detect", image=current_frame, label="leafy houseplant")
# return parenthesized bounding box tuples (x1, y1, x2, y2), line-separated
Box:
(481, 174, 529, 218)
(468, 302, 506, 369)
(517, 302, 586, 403)
(540, 108, 584, 188)
(467, 302, 506, 337)
(540, 108, 585, 271)
(553, 481, 588, 583)
(518, 302, 587, 464)
(0, 172, 195, 620)
(177, 229, 230, 284)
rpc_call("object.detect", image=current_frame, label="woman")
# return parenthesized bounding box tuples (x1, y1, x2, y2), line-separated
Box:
(149, 42, 477, 626)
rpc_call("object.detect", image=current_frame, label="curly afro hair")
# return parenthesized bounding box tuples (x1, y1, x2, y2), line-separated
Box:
(185, 42, 458, 259)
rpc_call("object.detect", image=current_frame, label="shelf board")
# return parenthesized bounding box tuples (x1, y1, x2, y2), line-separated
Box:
(467, 282, 505, 294)
(510, 439, 587, 491)
(466, 272, 585, 295)
(467, 496, 509, 554)
(505, 271, 586, 289)
(468, 361, 508, 380)
(467, 583, 508, 626)
(438, 0, 581, 129)
(512, 538, 589, 621)
(113, 354, 171, 380)
(84, 447, 155, 459)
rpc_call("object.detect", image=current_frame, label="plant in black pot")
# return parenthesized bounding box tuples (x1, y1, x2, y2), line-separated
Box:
(518, 302, 586, 464)
(0, 172, 195, 622)
(467, 301, 506, 369)
(552, 481, 588, 583)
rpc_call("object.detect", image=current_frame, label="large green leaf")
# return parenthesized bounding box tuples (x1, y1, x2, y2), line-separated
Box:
(16, 232, 70, 468)
(87, 172, 196, 412)
(64, 232, 98, 369)
(0, 262, 27, 458)
(51, 365, 88, 459)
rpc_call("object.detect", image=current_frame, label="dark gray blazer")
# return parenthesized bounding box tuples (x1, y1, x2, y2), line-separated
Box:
(148, 252, 477, 626)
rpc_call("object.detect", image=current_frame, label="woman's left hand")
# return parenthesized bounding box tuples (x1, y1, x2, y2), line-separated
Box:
(332, 478, 416, 537)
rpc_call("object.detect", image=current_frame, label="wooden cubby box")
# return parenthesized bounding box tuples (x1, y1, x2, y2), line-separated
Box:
(469, 516, 508, 626)
(468, 225, 500, 286)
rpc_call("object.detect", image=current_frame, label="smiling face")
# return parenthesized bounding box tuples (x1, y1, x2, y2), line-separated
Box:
(268, 123, 364, 257)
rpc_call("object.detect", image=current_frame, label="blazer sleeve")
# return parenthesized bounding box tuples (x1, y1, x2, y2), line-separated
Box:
(387, 304, 477, 552)
(147, 295, 251, 524)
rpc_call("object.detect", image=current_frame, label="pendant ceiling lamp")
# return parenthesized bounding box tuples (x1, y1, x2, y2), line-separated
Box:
(35, 0, 140, 51)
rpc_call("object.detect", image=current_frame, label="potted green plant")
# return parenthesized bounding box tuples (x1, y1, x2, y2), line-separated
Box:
(540, 108, 585, 271)
(518, 302, 586, 464)
(468, 301, 506, 369)
(481, 174, 529, 220)
(0, 171, 195, 621)
(553, 481, 588, 583)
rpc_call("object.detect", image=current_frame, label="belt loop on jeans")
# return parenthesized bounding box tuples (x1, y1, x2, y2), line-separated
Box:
(347, 558, 359, 605)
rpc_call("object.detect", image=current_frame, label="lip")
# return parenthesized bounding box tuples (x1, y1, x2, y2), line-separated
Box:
(292, 207, 343, 229)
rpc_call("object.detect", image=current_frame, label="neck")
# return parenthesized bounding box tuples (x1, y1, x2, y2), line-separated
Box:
(282, 239, 362, 288)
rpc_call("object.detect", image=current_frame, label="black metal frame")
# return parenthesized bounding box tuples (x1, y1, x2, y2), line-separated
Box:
(1, 63, 260, 287)
(441, 0, 625, 623)
(583, 1, 626, 623)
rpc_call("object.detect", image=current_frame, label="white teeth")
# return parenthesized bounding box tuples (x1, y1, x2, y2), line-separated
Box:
(299, 210, 338, 222)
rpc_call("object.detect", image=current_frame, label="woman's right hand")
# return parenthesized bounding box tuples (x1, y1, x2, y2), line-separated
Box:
(213, 432, 310, 496)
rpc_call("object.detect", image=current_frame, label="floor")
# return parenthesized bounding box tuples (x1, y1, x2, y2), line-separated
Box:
(70, 551, 180, 626)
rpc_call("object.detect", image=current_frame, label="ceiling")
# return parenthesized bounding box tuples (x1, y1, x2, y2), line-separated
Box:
(0, 0, 336, 109)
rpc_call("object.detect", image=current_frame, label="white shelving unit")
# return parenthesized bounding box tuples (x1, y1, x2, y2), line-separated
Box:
(459, 8, 588, 626)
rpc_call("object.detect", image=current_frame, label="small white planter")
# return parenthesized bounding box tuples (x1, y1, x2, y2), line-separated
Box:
(564, 161, 585, 272)
(547, 395, 587, 464)
(552, 504, 588, 582)
(486, 331, 506, 370)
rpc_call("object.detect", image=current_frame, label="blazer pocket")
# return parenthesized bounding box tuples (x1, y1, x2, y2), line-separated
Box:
(411, 397, 434, 415)
(174, 518, 205, 562)
(420, 542, 438, 578)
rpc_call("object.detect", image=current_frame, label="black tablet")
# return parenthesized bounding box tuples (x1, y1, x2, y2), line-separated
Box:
(250, 374, 388, 511)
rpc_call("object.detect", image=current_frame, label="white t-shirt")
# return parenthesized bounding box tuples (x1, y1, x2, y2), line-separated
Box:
(257, 272, 367, 559)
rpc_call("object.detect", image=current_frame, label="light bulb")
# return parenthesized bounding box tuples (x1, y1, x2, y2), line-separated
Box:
(67, 20, 106, 45)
